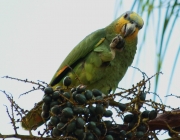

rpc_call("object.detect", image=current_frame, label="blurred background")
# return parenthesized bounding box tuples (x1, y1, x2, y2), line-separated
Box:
(0, 0, 179, 139)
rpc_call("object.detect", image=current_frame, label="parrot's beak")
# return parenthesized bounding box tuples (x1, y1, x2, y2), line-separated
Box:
(121, 23, 136, 38)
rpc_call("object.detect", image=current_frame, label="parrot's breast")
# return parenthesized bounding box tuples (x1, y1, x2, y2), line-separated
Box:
(87, 43, 137, 94)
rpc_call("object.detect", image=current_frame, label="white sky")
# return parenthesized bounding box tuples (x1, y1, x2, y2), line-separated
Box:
(0, 0, 179, 139)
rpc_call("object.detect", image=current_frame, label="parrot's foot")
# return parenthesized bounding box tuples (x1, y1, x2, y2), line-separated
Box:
(110, 35, 125, 51)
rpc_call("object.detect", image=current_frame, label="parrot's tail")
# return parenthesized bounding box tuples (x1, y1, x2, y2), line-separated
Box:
(21, 101, 44, 130)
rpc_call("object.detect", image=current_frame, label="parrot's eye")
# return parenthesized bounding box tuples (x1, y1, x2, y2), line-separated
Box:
(137, 25, 143, 29)
(124, 13, 128, 18)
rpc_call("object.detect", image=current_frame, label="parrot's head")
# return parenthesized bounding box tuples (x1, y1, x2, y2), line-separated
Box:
(114, 11, 144, 40)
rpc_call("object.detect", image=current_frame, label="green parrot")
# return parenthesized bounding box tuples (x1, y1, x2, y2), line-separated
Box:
(21, 11, 144, 130)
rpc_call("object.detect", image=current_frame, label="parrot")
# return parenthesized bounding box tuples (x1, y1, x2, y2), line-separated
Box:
(21, 11, 144, 130)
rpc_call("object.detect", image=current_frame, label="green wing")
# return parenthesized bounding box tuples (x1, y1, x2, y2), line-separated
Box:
(49, 28, 106, 86)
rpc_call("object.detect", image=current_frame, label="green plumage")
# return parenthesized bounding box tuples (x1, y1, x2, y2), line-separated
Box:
(50, 26, 137, 94)
(21, 11, 143, 130)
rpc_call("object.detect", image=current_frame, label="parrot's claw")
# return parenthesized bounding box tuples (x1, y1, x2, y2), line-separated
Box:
(110, 35, 125, 51)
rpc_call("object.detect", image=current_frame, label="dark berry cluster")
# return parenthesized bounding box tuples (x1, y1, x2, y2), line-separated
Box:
(41, 76, 114, 140)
